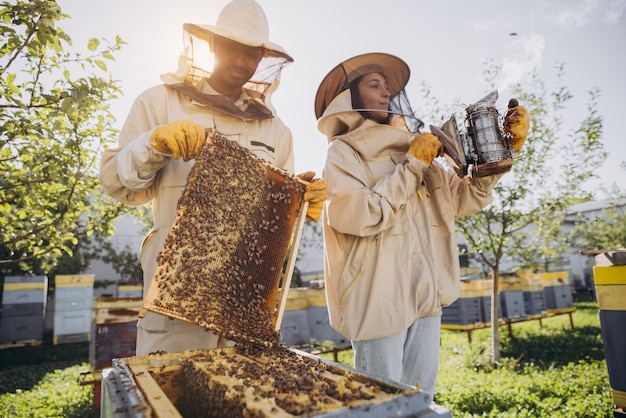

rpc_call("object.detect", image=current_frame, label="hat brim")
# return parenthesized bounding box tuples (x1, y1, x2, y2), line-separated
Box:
(314, 52, 410, 119)
(184, 23, 293, 62)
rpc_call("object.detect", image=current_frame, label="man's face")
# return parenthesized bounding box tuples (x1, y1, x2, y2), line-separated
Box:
(211, 37, 264, 92)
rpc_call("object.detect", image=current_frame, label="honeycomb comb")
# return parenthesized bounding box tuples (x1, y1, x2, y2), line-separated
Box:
(143, 132, 307, 347)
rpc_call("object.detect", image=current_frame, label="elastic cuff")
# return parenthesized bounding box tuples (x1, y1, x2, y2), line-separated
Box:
(148, 141, 174, 158)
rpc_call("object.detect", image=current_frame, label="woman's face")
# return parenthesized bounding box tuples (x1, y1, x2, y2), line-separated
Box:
(355, 72, 390, 122)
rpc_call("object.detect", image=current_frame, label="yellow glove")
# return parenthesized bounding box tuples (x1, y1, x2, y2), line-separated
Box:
(407, 133, 444, 165)
(297, 171, 328, 222)
(503, 99, 530, 149)
(150, 120, 206, 161)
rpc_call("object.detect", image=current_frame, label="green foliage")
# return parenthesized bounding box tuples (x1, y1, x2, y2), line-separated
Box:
(0, 299, 614, 417)
(569, 202, 626, 252)
(0, 363, 98, 418)
(0, 0, 130, 274)
(435, 296, 613, 417)
(0, 343, 97, 417)
(436, 360, 609, 418)
(318, 296, 614, 417)
(457, 63, 607, 273)
(450, 63, 607, 361)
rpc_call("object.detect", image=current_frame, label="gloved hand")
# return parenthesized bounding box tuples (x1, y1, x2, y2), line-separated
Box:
(150, 120, 207, 161)
(503, 99, 530, 149)
(297, 171, 328, 222)
(407, 133, 444, 165)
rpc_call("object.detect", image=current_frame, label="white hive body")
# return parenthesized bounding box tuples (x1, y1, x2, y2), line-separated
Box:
(143, 132, 306, 347)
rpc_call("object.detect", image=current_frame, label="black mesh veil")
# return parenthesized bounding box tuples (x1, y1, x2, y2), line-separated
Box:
(387, 89, 424, 133)
(161, 28, 292, 120)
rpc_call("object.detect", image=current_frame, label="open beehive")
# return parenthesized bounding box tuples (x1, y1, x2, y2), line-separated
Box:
(108, 346, 446, 418)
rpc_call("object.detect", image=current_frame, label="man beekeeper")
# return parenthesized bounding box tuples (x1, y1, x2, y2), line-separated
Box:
(99, 0, 327, 356)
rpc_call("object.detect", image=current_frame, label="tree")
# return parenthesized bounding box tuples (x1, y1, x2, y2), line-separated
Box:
(0, 0, 129, 274)
(453, 63, 606, 363)
(569, 200, 626, 253)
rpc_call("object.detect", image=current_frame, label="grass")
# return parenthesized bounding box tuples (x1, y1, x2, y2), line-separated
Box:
(319, 294, 615, 417)
(0, 342, 97, 417)
(0, 294, 616, 417)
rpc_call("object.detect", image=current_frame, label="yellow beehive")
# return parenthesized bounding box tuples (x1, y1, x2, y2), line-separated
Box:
(498, 275, 523, 292)
(538, 271, 569, 287)
(284, 288, 309, 311)
(592, 265, 626, 311)
(55, 274, 95, 287)
(592, 259, 626, 412)
(519, 274, 544, 291)
(477, 278, 494, 296)
(306, 287, 328, 307)
(459, 279, 483, 298)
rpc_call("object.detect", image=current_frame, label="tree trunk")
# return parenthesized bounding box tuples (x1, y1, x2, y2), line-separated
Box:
(491, 268, 501, 364)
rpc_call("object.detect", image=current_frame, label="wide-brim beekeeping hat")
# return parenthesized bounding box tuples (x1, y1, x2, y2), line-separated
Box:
(314, 52, 410, 120)
(184, 0, 293, 62)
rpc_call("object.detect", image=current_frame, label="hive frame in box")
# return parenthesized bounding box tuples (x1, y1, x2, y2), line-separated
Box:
(103, 347, 451, 417)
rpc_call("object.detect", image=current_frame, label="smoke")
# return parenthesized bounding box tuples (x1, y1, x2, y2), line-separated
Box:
(603, 0, 626, 23)
(540, 0, 626, 27)
(489, 0, 624, 92)
(496, 33, 546, 92)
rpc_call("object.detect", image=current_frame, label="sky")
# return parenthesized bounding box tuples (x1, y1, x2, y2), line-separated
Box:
(57, 0, 626, 194)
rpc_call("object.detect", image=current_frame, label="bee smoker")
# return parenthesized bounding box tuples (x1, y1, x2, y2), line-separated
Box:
(430, 90, 514, 178)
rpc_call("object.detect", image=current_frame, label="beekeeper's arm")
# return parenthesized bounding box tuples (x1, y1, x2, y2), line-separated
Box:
(99, 89, 207, 206)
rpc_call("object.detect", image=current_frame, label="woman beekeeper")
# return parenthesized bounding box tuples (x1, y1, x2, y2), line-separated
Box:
(315, 52, 529, 398)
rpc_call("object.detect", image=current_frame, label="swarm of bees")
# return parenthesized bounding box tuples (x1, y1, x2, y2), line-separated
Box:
(143, 132, 305, 347)
(173, 346, 403, 418)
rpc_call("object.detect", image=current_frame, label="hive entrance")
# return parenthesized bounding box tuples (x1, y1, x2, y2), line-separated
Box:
(143, 132, 307, 347)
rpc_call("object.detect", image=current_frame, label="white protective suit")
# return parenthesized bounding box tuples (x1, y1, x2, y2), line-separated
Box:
(319, 90, 505, 341)
(99, 82, 294, 355)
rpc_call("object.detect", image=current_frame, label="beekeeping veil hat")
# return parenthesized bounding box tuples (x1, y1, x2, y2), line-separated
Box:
(161, 0, 293, 119)
(315, 52, 423, 133)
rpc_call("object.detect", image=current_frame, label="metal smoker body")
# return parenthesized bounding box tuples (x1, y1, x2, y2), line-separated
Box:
(431, 90, 514, 178)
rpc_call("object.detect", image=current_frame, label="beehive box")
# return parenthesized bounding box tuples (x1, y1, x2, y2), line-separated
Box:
(279, 288, 310, 347)
(522, 290, 546, 316)
(118, 284, 143, 298)
(468, 279, 504, 323)
(103, 347, 450, 418)
(90, 297, 143, 370)
(497, 275, 523, 292)
(593, 261, 626, 412)
(0, 275, 47, 345)
(53, 274, 94, 344)
(444, 279, 488, 326)
(441, 297, 482, 326)
(539, 272, 574, 310)
(518, 274, 546, 315)
(459, 279, 484, 298)
(499, 291, 527, 320)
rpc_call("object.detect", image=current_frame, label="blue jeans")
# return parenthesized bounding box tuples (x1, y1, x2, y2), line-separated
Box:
(352, 315, 441, 400)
